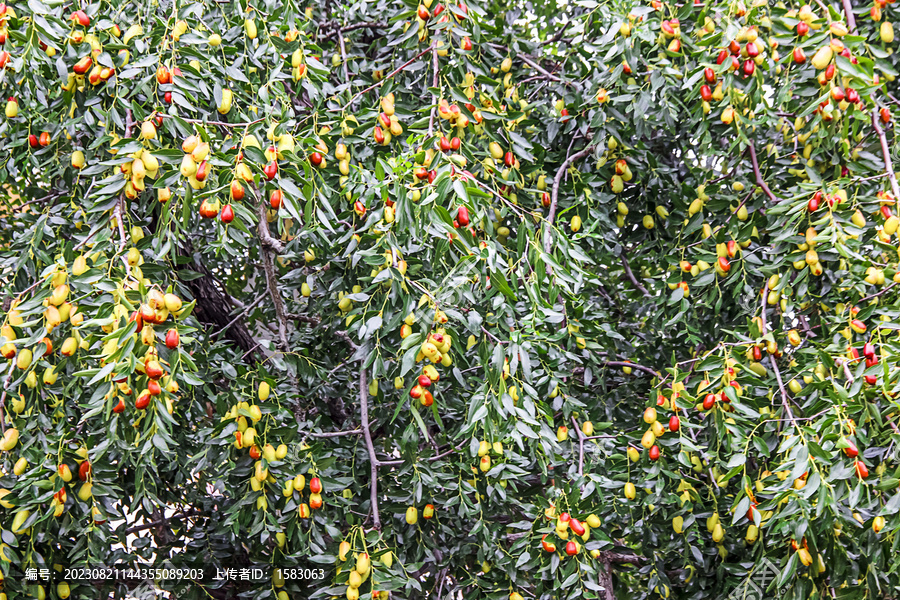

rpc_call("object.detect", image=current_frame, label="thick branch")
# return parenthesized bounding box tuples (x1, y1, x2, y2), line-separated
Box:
(543, 143, 596, 253)
(748, 143, 782, 203)
(359, 366, 381, 529)
(597, 555, 616, 600)
(179, 243, 258, 356)
(257, 203, 286, 254)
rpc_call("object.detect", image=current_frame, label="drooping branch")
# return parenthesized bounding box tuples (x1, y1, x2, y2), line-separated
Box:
(359, 365, 381, 530)
(543, 143, 596, 253)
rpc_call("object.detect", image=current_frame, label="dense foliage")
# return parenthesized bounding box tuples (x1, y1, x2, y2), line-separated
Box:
(1, 0, 900, 598)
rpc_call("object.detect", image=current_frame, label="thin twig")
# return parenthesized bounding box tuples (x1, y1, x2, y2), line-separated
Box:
(487, 43, 562, 82)
(542, 23, 569, 46)
(359, 365, 381, 530)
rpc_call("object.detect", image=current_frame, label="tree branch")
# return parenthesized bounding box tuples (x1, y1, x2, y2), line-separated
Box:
(284, 313, 358, 349)
(543, 143, 596, 253)
(619, 250, 651, 298)
(257, 203, 286, 254)
(359, 365, 381, 529)
(337, 44, 434, 112)
(123, 509, 201, 535)
(859, 281, 898, 304)
(319, 20, 387, 39)
(840, 0, 857, 33)
(760, 291, 799, 430)
(0, 361, 15, 434)
(257, 204, 289, 350)
(571, 416, 584, 477)
(338, 30, 350, 84)
(603, 361, 658, 377)
(212, 292, 268, 339)
(158, 114, 265, 129)
(748, 143, 782, 203)
(376, 441, 468, 467)
(597, 554, 616, 600)
(872, 108, 900, 201)
(310, 428, 362, 438)
(428, 45, 439, 137)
